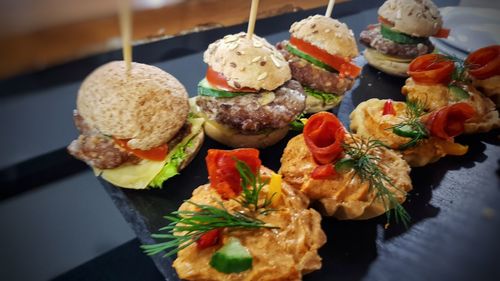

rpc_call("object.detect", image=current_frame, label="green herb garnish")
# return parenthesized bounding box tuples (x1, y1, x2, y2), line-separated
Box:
(142, 161, 279, 257)
(342, 135, 410, 227)
(391, 100, 428, 150)
(290, 113, 307, 132)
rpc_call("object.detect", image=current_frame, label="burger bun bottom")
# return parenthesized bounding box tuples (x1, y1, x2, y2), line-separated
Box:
(305, 93, 343, 113)
(203, 119, 289, 148)
(364, 49, 410, 77)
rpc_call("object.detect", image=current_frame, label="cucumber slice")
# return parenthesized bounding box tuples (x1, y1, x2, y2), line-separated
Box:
(393, 124, 420, 138)
(198, 79, 248, 98)
(304, 87, 341, 105)
(335, 158, 355, 173)
(286, 44, 336, 73)
(449, 85, 470, 101)
(380, 25, 426, 45)
(210, 237, 253, 274)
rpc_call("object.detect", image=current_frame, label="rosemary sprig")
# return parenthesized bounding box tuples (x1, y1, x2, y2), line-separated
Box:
(342, 135, 410, 227)
(141, 201, 278, 257)
(390, 100, 428, 150)
(233, 159, 274, 213)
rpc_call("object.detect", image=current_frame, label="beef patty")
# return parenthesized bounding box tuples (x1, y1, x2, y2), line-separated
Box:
(359, 25, 434, 59)
(276, 41, 355, 95)
(68, 111, 191, 169)
(196, 80, 305, 133)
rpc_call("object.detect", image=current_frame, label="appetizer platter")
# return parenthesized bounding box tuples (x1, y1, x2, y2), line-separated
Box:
(2, 0, 498, 280)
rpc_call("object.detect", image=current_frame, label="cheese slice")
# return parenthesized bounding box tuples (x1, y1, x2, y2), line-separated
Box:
(98, 117, 204, 189)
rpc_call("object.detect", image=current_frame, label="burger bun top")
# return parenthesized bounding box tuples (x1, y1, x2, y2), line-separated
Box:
(203, 32, 291, 91)
(290, 15, 359, 58)
(378, 0, 443, 37)
(77, 61, 189, 150)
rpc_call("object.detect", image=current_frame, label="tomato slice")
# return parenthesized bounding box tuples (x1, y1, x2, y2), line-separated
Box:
(311, 164, 336, 180)
(114, 139, 168, 161)
(205, 148, 261, 199)
(196, 228, 222, 249)
(423, 102, 475, 140)
(408, 54, 455, 85)
(378, 16, 394, 27)
(289, 36, 361, 78)
(466, 45, 500, 80)
(382, 99, 396, 115)
(303, 112, 345, 165)
(433, 28, 450, 38)
(205, 67, 257, 92)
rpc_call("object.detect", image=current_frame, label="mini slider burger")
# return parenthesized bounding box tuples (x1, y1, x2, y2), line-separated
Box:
(277, 15, 361, 113)
(280, 112, 412, 223)
(360, 0, 449, 77)
(194, 32, 306, 148)
(402, 54, 500, 134)
(143, 149, 326, 280)
(67, 61, 204, 189)
(350, 98, 475, 167)
(466, 45, 500, 107)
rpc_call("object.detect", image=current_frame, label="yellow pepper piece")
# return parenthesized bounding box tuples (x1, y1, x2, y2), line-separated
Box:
(441, 142, 468, 155)
(267, 172, 282, 206)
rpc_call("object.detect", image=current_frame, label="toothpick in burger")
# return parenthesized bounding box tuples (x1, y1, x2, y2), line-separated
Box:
(194, 32, 306, 148)
(277, 15, 361, 113)
(67, 61, 205, 189)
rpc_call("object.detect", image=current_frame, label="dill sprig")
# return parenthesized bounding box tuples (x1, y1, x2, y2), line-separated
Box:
(342, 135, 410, 227)
(233, 159, 274, 213)
(142, 160, 279, 257)
(141, 201, 278, 257)
(390, 100, 428, 150)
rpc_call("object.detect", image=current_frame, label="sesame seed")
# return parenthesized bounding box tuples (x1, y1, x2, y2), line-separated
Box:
(229, 43, 238, 50)
(230, 62, 237, 68)
(396, 10, 402, 19)
(270, 55, 282, 68)
(234, 81, 241, 88)
(325, 29, 331, 33)
(252, 56, 262, 63)
(311, 24, 316, 29)
(253, 40, 263, 48)
(260, 61, 266, 66)
(236, 51, 242, 56)
(257, 72, 268, 81)
(224, 35, 238, 43)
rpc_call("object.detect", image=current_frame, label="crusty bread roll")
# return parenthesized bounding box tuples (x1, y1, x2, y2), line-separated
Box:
(77, 61, 189, 150)
(364, 49, 410, 77)
(290, 15, 359, 58)
(378, 0, 443, 37)
(203, 32, 291, 91)
(280, 134, 412, 220)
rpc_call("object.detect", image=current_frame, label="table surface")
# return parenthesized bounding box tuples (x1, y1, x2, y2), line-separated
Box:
(1, 0, 499, 281)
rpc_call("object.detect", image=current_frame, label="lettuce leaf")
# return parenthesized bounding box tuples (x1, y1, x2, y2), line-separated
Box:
(304, 87, 341, 105)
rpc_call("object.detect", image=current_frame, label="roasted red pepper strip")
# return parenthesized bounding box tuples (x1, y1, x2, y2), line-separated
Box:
(114, 138, 168, 161)
(433, 28, 450, 38)
(423, 103, 475, 140)
(311, 164, 336, 180)
(289, 36, 361, 78)
(197, 228, 222, 249)
(304, 112, 345, 164)
(466, 45, 500, 80)
(383, 99, 396, 115)
(408, 54, 455, 85)
(378, 16, 394, 27)
(206, 149, 261, 199)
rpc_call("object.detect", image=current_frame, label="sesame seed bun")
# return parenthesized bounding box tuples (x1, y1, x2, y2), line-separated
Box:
(364, 48, 410, 77)
(290, 15, 359, 58)
(203, 32, 291, 91)
(77, 61, 189, 150)
(378, 0, 443, 37)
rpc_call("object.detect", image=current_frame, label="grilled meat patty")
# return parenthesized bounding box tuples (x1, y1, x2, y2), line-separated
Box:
(276, 41, 355, 95)
(359, 25, 434, 59)
(68, 111, 191, 169)
(196, 80, 305, 133)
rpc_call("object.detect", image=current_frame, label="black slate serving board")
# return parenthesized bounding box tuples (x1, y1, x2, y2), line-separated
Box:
(2, 0, 498, 280)
(100, 1, 500, 281)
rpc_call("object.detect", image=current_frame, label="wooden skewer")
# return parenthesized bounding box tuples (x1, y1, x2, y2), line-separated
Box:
(246, 0, 260, 39)
(325, 0, 336, 18)
(118, 0, 133, 73)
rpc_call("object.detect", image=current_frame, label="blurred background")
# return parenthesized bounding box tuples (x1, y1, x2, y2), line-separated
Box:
(0, 1, 498, 281)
